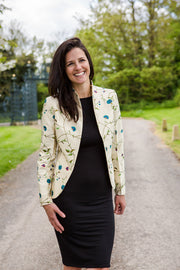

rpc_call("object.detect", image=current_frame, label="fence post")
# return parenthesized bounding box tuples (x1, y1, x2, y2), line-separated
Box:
(162, 119, 167, 131)
(172, 125, 180, 141)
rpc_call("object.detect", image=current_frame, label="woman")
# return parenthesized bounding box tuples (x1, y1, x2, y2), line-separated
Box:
(37, 37, 126, 270)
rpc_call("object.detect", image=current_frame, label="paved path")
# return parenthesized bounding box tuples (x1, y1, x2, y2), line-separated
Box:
(0, 119, 180, 270)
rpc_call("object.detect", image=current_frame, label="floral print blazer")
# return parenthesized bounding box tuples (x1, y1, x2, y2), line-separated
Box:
(37, 85, 125, 206)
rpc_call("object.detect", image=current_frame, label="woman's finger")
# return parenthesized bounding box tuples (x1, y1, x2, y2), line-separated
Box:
(114, 202, 120, 214)
(49, 212, 64, 232)
(43, 203, 65, 232)
(53, 204, 66, 218)
(53, 218, 64, 233)
(114, 195, 126, 215)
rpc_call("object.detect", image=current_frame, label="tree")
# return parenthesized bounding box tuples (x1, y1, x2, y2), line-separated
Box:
(0, 20, 37, 100)
(76, 0, 180, 104)
(0, 1, 16, 72)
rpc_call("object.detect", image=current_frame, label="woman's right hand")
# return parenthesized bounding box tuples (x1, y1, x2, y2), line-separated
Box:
(43, 203, 66, 233)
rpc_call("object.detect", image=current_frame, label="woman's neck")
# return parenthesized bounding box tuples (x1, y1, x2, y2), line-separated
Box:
(73, 81, 91, 98)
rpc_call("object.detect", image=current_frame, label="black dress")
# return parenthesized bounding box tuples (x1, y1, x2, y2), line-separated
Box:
(53, 96, 115, 268)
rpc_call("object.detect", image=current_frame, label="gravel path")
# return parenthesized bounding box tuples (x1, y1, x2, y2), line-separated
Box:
(0, 118, 180, 270)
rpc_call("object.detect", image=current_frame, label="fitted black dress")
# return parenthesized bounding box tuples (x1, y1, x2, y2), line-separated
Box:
(53, 96, 115, 268)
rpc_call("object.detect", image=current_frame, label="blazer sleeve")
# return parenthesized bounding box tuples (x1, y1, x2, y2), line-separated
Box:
(37, 97, 57, 206)
(112, 91, 125, 195)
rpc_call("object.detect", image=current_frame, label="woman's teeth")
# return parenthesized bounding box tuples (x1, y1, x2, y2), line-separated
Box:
(75, 72, 85, 77)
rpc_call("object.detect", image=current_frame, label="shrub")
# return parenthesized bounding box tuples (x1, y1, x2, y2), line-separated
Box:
(174, 88, 180, 106)
(104, 66, 176, 104)
(37, 83, 48, 116)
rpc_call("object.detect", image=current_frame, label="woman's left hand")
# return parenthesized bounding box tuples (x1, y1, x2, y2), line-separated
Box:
(114, 195, 126, 215)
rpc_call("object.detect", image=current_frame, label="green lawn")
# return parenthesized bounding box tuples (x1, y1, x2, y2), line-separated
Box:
(0, 126, 41, 177)
(1, 107, 179, 178)
(122, 107, 180, 159)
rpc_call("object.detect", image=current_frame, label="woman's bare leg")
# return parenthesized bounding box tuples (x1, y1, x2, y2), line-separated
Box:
(86, 268, 109, 270)
(63, 266, 81, 270)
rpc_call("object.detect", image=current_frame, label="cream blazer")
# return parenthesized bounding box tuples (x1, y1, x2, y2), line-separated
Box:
(37, 85, 125, 206)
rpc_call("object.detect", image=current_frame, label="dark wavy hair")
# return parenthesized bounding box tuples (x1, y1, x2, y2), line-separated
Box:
(48, 37, 94, 122)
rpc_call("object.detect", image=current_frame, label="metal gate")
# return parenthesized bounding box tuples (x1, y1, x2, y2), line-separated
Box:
(0, 62, 49, 125)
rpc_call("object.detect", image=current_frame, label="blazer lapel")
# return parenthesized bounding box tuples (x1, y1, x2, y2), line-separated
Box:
(92, 85, 106, 139)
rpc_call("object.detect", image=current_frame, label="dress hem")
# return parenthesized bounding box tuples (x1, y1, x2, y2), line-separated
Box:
(63, 262, 111, 268)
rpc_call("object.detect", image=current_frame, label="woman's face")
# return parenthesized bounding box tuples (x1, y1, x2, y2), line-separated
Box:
(65, 47, 90, 88)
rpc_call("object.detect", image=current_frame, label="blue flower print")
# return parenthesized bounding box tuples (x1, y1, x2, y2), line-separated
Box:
(66, 167, 69, 171)
(43, 126, 47, 131)
(107, 99, 112, 104)
(59, 165, 62, 170)
(104, 115, 109, 119)
(39, 193, 41, 198)
(44, 98, 47, 103)
(53, 115, 55, 119)
(71, 126, 76, 132)
(115, 130, 117, 135)
(61, 185, 65, 190)
(51, 190, 54, 196)
(121, 129, 123, 133)
(47, 179, 51, 184)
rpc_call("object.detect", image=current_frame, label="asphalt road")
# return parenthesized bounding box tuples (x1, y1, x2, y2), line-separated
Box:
(0, 118, 180, 270)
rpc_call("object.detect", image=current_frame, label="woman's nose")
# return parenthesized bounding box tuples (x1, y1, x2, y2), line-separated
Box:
(74, 62, 81, 70)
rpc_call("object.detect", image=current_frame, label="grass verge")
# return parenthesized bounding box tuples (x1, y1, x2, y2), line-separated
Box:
(122, 107, 180, 159)
(0, 126, 41, 178)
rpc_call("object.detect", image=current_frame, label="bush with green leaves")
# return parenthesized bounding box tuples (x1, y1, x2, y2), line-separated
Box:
(105, 66, 176, 104)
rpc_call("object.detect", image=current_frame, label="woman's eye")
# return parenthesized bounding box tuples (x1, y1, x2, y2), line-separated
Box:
(80, 59, 85, 62)
(67, 63, 73, 67)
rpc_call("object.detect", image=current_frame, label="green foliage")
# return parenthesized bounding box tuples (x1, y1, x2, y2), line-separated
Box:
(37, 83, 49, 115)
(0, 126, 41, 177)
(0, 19, 37, 101)
(0, 3, 17, 72)
(104, 66, 176, 104)
(0, 2, 10, 15)
(174, 88, 180, 106)
(140, 66, 176, 101)
(104, 68, 141, 104)
(76, 0, 180, 106)
(0, 53, 36, 101)
(121, 99, 178, 111)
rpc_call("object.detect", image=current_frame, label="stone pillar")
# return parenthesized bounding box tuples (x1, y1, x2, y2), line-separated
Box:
(172, 125, 180, 141)
(162, 119, 167, 131)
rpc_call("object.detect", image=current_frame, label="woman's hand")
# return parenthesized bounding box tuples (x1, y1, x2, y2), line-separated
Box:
(114, 195, 126, 215)
(43, 203, 66, 233)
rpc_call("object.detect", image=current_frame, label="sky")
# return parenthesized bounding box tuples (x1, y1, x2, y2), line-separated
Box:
(1, 0, 95, 41)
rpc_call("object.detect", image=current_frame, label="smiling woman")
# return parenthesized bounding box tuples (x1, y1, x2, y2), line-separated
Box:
(37, 37, 126, 270)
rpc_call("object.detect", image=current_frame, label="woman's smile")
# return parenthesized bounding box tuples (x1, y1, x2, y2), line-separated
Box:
(74, 71, 85, 77)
